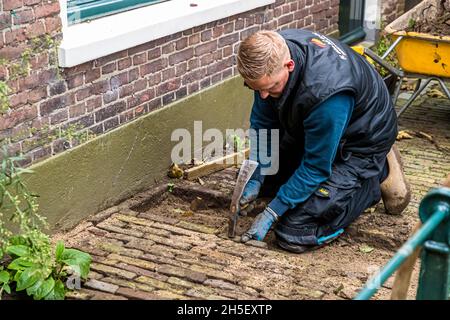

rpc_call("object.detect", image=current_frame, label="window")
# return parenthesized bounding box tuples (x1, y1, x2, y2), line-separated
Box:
(59, 0, 275, 67)
(338, 0, 366, 44)
(67, 0, 168, 25)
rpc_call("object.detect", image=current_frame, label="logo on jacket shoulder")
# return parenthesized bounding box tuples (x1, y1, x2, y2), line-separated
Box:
(311, 32, 348, 60)
(310, 38, 327, 48)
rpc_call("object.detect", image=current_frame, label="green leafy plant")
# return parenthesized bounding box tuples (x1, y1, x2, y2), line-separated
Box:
(0, 148, 91, 300)
(373, 23, 399, 77)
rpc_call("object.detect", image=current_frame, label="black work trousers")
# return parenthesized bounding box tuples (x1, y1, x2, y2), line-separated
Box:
(259, 141, 389, 246)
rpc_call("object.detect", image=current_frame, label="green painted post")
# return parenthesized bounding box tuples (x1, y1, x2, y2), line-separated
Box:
(416, 188, 450, 300)
(355, 187, 450, 300)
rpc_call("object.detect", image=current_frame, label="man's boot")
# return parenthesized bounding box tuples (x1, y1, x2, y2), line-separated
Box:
(380, 145, 411, 215)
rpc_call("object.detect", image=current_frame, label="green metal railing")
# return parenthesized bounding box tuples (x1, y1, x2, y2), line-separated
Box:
(355, 187, 450, 300)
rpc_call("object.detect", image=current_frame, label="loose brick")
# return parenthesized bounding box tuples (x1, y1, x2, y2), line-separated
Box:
(91, 262, 138, 279)
(84, 279, 119, 294)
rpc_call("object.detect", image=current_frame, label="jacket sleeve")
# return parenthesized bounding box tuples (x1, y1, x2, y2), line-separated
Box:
(248, 92, 282, 181)
(268, 92, 355, 215)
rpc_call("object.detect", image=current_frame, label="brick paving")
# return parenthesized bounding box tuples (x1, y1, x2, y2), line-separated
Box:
(57, 90, 450, 300)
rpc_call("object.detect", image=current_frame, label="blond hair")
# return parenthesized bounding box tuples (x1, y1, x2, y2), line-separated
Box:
(237, 30, 290, 81)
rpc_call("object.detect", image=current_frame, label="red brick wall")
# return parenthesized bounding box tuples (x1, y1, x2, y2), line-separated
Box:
(0, 0, 339, 166)
(381, 0, 406, 26)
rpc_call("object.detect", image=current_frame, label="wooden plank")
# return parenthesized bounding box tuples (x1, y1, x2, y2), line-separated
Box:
(184, 148, 249, 181)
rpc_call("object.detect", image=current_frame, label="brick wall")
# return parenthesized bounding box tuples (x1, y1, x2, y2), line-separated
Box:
(381, 0, 406, 25)
(0, 0, 339, 166)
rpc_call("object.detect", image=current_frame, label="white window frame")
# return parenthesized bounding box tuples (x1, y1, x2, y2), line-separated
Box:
(58, 0, 275, 68)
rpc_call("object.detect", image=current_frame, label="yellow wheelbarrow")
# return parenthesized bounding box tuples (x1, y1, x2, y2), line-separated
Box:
(354, 0, 450, 117)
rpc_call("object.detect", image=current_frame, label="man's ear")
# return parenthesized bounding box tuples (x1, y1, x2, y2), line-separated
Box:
(286, 59, 295, 72)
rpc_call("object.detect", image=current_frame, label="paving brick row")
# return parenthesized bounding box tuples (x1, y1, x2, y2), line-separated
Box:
(154, 264, 208, 284)
(114, 213, 156, 227)
(115, 262, 169, 281)
(107, 253, 158, 271)
(144, 233, 193, 250)
(138, 212, 180, 225)
(96, 221, 145, 238)
(94, 239, 144, 257)
(90, 263, 137, 280)
(176, 220, 219, 234)
(87, 206, 119, 224)
(140, 252, 191, 269)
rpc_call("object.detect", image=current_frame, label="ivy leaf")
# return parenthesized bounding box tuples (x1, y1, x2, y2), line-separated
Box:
(55, 241, 65, 262)
(16, 268, 41, 291)
(0, 270, 9, 284)
(44, 279, 65, 300)
(61, 249, 91, 279)
(6, 245, 31, 257)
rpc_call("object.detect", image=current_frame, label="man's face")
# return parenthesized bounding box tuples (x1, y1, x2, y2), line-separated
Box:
(245, 59, 295, 99)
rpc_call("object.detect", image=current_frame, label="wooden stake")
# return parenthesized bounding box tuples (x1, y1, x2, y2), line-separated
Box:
(184, 148, 250, 181)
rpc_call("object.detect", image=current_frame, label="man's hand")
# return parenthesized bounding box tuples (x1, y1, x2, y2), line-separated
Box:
(239, 179, 262, 207)
(241, 207, 279, 242)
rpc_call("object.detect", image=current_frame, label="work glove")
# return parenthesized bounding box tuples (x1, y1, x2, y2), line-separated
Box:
(241, 197, 290, 242)
(239, 165, 265, 208)
(241, 207, 279, 242)
(240, 180, 262, 207)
